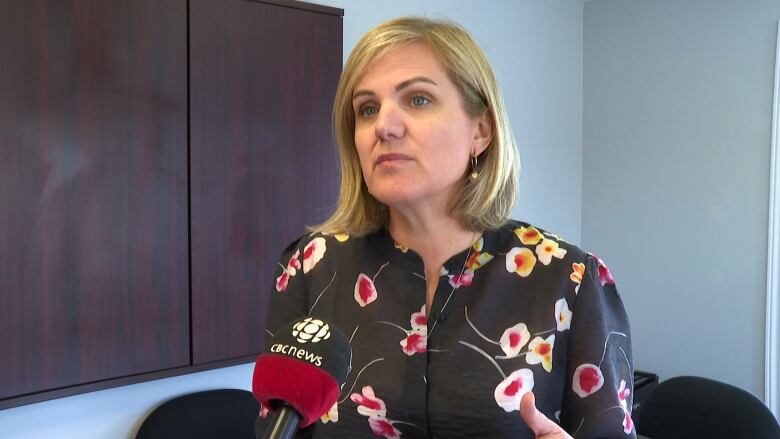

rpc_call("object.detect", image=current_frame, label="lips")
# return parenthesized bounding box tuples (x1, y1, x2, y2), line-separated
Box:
(375, 153, 411, 166)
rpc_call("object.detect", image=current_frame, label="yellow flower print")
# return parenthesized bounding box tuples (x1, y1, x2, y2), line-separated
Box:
(527, 334, 555, 373)
(322, 230, 349, 242)
(514, 226, 544, 245)
(321, 402, 339, 423)
(505, 247, 537, 277)
(466, 251, 494, 271)
(570, 263, 584, 283)
(571, 262, 585, 293)
(535, 238, 567, 265)
(394, 241, 409, 253)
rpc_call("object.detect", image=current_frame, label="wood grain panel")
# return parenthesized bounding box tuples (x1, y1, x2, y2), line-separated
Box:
(0, 0, 189, 400)
(190, 0, 342, 363)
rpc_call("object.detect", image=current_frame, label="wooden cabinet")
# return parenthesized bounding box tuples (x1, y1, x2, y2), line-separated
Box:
(190, 0, 341, 365)
(0, 0, 341, 409)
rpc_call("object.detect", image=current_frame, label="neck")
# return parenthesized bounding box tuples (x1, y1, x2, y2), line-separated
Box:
(388, 207, 477, 274)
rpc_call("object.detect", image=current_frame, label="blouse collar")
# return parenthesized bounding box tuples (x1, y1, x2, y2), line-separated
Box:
(366, 222, 516, 276)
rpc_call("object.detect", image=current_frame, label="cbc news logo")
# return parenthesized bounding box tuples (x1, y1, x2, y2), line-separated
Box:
(292, 317, 331, 344)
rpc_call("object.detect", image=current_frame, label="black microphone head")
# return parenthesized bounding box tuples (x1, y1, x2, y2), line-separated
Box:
(252, 316, 352, 427)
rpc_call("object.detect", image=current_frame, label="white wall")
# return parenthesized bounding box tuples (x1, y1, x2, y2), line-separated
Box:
(0, 1, 585, 437)
(583, 0, 780, 398)
(0, 364, 255, 439)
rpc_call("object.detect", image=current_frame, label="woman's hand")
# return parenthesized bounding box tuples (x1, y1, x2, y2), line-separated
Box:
(520, 392, 574, 439)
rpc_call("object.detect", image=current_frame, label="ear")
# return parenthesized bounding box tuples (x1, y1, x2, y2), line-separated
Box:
(471, 109, 494, 157)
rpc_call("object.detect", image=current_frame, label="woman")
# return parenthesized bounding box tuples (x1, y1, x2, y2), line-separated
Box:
(266, 17, 635, 439)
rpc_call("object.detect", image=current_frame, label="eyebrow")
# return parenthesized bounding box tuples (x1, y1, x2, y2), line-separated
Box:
(352, 76, 439, 101)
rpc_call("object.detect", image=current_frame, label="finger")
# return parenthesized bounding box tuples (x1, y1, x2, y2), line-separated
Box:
(519, 392, 564, 436)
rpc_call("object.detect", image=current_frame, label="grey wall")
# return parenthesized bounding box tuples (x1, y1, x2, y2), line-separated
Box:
(0, 2, 585, 437)
(583, 0, 779, 398)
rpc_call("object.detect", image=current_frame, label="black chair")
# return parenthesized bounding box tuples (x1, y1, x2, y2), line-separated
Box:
(135, 389, 259, 439)
(636, 376, 780, 439)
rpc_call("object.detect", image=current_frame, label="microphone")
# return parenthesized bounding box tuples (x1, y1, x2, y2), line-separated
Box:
(252, 316, 352, 439)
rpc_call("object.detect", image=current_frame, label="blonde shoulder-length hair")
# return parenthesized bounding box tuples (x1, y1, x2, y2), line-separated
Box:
(312, 16, 520, 236)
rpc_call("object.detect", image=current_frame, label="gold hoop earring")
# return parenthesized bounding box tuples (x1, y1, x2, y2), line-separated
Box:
(469, 156, 479, 180)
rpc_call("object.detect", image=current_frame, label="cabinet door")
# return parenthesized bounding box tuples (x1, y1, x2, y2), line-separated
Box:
(0, 0, 189, 400)
(190, 0, 342, 363)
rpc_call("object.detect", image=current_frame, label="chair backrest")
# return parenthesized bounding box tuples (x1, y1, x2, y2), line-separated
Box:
(135, 388, 259, 439)
(636, 376, 780, 439)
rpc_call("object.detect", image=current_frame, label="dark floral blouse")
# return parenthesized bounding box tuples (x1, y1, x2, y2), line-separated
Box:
(264, 220, 636, 438)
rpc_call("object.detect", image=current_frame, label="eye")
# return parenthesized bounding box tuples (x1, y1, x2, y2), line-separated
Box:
(358, 104, 379, 118)
(410, 95, 430, 107)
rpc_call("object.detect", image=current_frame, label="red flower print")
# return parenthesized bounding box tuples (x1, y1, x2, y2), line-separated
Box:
(446, 242, 494, 288)
(617, 379, 631, 406)
(275, 271, 290, 292)
(505, 247, 537, 277)
(410, 305, 427, 330)
(589, 253, 615, 285)
(355, 274, 378, 307)
(494, 368, 535, 412)
(378, 306, 427, 356)
(448, 270, 474, 288)
(460, 338, 534, 414)
(275, 249, 301, 292)
(499, 323, 530, 358)
(572, 363, 605, 398)
(368, 416, 402, 439)
(350, 385, 387, 418)
(287, 249, 301, 273)
(259, 403, 270, 419)
(400, 329, 427, 356)
(354, 263, 389, 307)
(514, 226, 544, 245)
(465, 243, 494, 271)
(622, 410, 634, 435)
(617, 379, 634, 434)
(526, 334, 555, 373)
(302, 237, 326, 273)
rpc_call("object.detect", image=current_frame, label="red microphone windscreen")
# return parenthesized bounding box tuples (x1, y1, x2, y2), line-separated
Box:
(252, 317, 352, 427)
(252, 354, 340, 427)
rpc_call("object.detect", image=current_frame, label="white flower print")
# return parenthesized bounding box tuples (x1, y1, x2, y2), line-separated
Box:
(350, 385, 387, 418)
(554, 298, 572, 331)
(499, 323, 530, 358)
(572, 363, 605, 398)
(494, 368, 535, 412)
(320, 402, 339, 423)
(535, 238, 567, 265)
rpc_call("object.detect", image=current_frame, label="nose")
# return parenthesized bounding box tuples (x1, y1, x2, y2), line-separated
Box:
(374, 103, 405, 141)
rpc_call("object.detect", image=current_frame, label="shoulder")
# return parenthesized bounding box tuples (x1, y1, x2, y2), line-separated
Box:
(279, 230, 355, 260)
(493, 219, 587, 261)
(276, 230, 381, 273)
(494, 220, 616, 282)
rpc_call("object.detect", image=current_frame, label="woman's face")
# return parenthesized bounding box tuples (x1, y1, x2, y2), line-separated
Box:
(352, 42, 491, 213)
